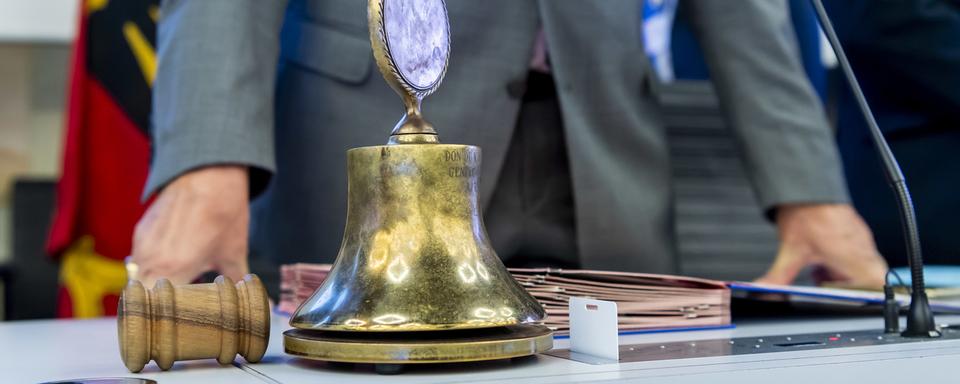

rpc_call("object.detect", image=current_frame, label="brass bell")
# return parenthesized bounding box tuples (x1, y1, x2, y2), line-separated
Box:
(289, 144, 547, 332)
(283, 0, 552, 366)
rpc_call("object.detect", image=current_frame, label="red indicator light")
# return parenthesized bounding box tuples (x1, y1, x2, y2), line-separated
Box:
(828, 337, 840, 341)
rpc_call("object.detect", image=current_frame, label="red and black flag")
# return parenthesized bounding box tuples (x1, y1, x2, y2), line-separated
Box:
(46, 0, 158, 318)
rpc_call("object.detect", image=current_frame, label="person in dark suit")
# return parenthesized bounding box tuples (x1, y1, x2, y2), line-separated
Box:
(130, 0, 888, 291)
(826, 0, 960, 267)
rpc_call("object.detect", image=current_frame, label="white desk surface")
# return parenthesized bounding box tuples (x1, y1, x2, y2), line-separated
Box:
(3, 314, 960, 383)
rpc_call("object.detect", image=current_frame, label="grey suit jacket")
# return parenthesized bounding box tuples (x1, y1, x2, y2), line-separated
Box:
(147, 0, 849, 274)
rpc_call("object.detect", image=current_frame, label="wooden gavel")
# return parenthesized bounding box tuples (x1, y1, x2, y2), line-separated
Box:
(117, 274, 271, 373)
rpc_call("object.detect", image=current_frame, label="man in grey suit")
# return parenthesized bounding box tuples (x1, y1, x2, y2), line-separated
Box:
(131, 0, 888, 290)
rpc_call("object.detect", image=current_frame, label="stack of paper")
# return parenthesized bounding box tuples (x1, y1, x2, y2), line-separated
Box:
(278, 264, 731, 335)
(511, 268, 730, 334)
(278, 263, 332, 315)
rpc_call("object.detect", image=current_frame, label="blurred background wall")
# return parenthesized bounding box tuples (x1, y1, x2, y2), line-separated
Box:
(0, 0, 78, 320)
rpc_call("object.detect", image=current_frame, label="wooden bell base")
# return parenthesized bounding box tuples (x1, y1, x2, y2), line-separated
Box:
(283, 324, 553, 366)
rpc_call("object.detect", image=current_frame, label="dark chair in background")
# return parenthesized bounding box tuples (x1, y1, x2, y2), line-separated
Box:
(4, 179, 59, 320)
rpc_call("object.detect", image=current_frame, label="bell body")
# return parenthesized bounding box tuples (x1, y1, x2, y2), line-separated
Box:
(290, 144, 546, 331)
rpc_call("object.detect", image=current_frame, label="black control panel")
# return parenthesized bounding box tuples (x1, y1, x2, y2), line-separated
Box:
(547, 324, 960, 364)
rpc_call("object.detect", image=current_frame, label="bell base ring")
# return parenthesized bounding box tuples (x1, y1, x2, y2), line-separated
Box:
(283, 324, 553, 365)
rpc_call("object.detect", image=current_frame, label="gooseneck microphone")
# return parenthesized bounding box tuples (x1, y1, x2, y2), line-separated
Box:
(809, 0, 939, 338)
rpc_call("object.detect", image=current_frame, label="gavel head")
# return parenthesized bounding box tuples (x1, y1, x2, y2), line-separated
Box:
(117, 274, 270, 373)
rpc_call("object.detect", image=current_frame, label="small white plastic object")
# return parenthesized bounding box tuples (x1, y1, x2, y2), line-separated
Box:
(569, 297, 620, 362)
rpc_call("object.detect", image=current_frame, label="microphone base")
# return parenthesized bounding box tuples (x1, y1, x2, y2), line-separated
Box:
(901, 292, 941, 338)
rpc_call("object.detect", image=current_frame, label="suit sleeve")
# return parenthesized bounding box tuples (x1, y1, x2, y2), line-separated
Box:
(143, 0, 289, 199)
(683, 0, 850, 216)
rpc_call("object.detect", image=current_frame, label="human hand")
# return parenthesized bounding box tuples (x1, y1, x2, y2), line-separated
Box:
(131, 165, 250, 287)
(756, 203, 888, 289)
